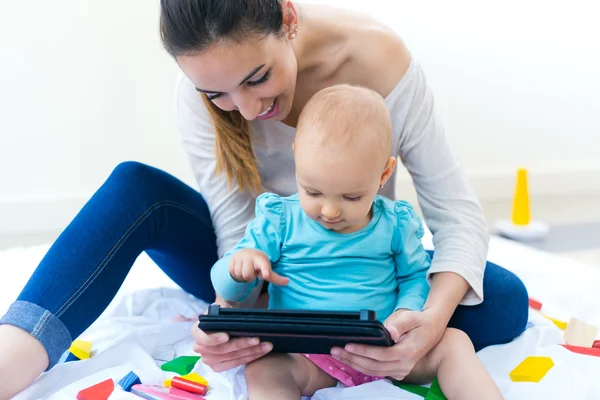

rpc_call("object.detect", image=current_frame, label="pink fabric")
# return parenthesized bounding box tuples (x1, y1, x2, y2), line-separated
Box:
(303, 354, 384, 387)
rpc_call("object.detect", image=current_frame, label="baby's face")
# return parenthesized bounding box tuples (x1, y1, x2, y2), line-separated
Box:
(295, 140, 385, 234)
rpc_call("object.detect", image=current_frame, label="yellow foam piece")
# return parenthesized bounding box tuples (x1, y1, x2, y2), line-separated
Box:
(180, 372, 208, 387)
(164, 373, 208, 389)
(509, 356, 554, 382)
(512, 168, 531, 226)
(68, 340, 92, 360)
(542, 314, 567, 330)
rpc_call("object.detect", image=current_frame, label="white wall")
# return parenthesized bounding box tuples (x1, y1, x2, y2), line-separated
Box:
(0, 0, 193, 234)
(1, 0, 599, 235)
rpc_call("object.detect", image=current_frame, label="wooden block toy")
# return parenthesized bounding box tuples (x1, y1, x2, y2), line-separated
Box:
(509, 356, 554, 383)
(76, 378, 114, 400)
(160, 356, 201, 375)
(392, 380, 429, 397)
(528, 298, 542, 311)
(424, 378, 447, 400)
(69, 340, 93, 360)
(561, 344, 600, 358)
(563, 318, 599, 347)
(118, 371, 141, 392)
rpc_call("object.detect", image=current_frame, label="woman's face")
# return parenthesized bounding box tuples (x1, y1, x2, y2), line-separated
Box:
(177, 34, 298, 122)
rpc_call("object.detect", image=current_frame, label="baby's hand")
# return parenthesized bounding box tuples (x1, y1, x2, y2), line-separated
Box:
(228, 249, 289, 286)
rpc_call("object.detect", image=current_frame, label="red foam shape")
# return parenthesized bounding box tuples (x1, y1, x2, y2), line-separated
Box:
(77, 379, 114, 400)
(528, 298, 542, 311)
(172, 376, 208, 395)
(561, 344, 600, 357)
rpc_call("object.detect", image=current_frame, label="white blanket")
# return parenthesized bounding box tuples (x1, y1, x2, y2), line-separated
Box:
(2, 231, 600, 399)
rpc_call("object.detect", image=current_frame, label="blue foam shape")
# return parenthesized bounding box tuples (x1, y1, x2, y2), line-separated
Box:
(118, 371, 142, 392)
(64, 352, 80, 363)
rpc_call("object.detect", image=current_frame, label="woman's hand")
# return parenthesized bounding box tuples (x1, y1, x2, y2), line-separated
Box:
(190, 295, 273, 372)
(330, 308, 445, 380)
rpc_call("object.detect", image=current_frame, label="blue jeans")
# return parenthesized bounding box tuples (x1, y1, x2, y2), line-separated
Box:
(0, 162, 529, 369)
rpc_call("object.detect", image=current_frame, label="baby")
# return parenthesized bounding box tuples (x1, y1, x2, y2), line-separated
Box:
(210, 85, 502, 400)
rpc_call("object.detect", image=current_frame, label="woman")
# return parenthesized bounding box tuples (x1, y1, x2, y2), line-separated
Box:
(0, 0, 528, 397)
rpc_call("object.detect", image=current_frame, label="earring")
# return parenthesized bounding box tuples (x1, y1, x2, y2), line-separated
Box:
(291, 24, 298, 39)
(380, 185, 384, 189)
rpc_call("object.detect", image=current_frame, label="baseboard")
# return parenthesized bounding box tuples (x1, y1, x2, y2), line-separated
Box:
(396, 166, 600, 203)
(1, 167, 599, 236)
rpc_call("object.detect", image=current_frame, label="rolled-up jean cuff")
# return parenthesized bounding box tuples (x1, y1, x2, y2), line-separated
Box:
(0, 300, 72, 370)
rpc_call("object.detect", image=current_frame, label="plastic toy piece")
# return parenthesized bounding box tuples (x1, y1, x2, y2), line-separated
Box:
(563, 318, 599, 347)
(171, 376, 208, 395)
(165, 373, 208, 389)
(131, 384, 205, 399)
(69, 340, 93, 360)
(425, 378, 447, 400)
(495, 169, 549, 242)
(593, 340, 600, 349)
(561, 344, 600, 357)
(118, 371, 142, 392)
(392, 380, 429, 397)
(528, 298, 542, 311)
(179, 373, 208, 387)
(160, 356, 201, 375)
(509, 356, 554, 383)
(542, 314, 567, 330)
(65, 352, 80, 362)
(76, 378, 114, 400)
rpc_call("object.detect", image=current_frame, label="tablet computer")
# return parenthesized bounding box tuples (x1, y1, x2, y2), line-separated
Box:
(198, 305, 394, 354)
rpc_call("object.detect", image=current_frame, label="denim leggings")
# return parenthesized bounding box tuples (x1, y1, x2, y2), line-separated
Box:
(0, 162, 529, 369)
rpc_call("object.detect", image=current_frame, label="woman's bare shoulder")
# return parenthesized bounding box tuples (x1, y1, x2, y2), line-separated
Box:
(343, 21, 412, 98)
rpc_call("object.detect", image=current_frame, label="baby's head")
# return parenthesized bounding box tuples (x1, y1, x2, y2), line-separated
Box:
(294, 84, 396, 233)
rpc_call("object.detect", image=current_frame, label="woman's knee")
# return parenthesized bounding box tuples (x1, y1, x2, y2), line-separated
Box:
(449, 263, 529, 349)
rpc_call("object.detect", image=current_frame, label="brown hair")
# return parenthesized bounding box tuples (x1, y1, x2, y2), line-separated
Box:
(160, 0, 286, 193)
(201, 96, 261, 192)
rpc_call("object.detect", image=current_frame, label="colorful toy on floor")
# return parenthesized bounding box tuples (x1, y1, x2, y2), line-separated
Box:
(509, 356, 554, 383)
(528, 298, 542, 311)
(561, 344, 600, 357)
(171, 376, 208, 396)
(69, 340, 93, 360)
(495, 168, 549, 242)
(425, 378, 446, 400)
(165, 372, 208, 388)
(118, 370, 142, 392)
(131, 384, 205, 399)
(563, 317, 599, 347)
(543, 314, 567, 330)
(392, 377, 446, 399)
(76, 378, 114, 400)
(160, 356, 201, 375)
(65, 352, 81, 363)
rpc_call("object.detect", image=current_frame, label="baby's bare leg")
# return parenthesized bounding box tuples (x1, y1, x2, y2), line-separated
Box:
(245, 353, 337, 400)
(404, 328, 503, 400)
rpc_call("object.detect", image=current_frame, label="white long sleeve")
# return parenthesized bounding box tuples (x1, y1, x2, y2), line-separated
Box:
(389, 60, 489, 305)
(176, 57, 488, 305)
